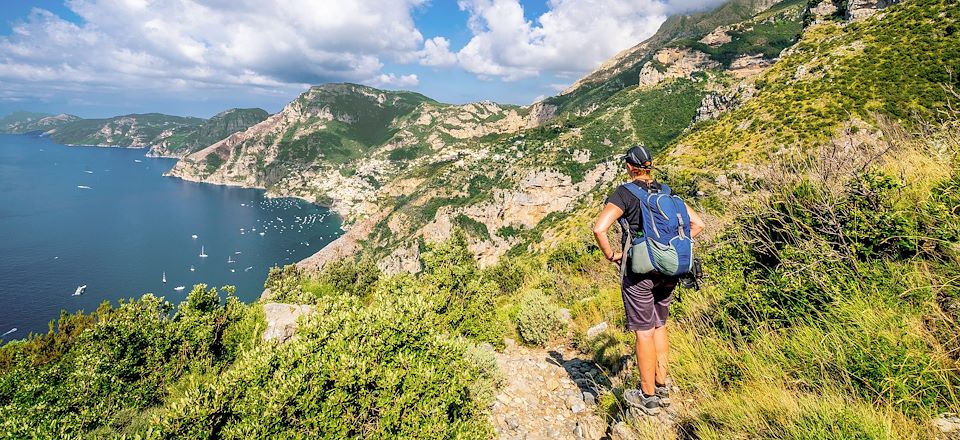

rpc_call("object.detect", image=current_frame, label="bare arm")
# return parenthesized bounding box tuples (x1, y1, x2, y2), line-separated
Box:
(593, 203, 625, 264)
(687, 205, 705, 238)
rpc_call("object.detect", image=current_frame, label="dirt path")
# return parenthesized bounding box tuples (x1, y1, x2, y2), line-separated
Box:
(489, 339, 681, 440)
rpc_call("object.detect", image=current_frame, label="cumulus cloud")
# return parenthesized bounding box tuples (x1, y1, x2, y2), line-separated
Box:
(366, 73, 420, 88)
(0, 0, 429, 105)
(419, 37, 458, 67)
(453, 0, 726, 81)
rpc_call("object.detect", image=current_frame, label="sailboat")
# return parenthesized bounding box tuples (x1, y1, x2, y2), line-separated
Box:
(227, 255, 235, 264)
(199, 245, 208, 258)
(162, 272, 167, 283)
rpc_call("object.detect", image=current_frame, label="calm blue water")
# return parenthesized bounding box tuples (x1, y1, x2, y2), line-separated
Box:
(0, 134, 343, 338)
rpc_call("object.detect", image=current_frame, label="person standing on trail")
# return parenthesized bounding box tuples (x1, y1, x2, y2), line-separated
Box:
(591, 145, 705, 416)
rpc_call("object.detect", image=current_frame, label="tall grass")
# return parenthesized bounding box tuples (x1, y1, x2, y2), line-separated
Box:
(560, 120, 960, 438)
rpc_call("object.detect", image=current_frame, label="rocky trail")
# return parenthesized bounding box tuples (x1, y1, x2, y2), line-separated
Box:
(490, 339, 681, 440)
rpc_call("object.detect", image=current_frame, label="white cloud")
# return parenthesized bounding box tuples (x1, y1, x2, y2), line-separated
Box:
(453, 0, 726, 81)
(0, 0, 429, 104)
(366, 73, 420, 88)
(419, 37, 458, 67)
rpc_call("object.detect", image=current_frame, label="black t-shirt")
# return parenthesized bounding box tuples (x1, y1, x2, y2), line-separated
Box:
(606, 180, 661, 237)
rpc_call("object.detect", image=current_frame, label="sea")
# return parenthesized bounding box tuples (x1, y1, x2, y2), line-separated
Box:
(0, 134, 343, 339)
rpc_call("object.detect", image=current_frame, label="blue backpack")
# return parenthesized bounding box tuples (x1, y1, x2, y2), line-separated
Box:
(618, 182, 694, 277)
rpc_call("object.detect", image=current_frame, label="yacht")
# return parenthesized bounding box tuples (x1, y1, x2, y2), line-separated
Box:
(162, 272, 166, 283)
(73, 285, 86, 296)
(174, 286, 185, 291)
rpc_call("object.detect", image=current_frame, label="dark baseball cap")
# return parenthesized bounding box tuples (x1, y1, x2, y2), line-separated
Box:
(620, 145, 653, 168)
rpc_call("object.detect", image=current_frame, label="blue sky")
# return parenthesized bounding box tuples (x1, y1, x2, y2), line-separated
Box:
(0, 0, 723, 119)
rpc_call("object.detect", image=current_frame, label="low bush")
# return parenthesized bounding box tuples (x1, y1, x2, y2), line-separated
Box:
(515, 290, 565, 346)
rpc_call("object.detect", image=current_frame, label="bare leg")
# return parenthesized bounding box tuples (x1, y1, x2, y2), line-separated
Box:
(634, 329, 657, 396)
(653, 324, 669, 386)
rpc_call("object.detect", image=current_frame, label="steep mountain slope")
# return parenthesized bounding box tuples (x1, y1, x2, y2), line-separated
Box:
(147, 108, 269, 157)
(0, 112, 80, 133)
(531, 0, 788, 121)
(169, 83, 530, 219)
(666, 0, 959, 170)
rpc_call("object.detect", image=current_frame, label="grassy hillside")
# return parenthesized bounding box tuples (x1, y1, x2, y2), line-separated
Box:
(150, 108, 269, 157)
(668, 0, 960, 169)
(0, 111, 80, 134)
(48, 113, 205, 147)
(543, 0, 786, 116)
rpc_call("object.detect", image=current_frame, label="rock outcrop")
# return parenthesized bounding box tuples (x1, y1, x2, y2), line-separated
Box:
(695, 84, 756, 122)
(262, 303, 315, 343)
(847, 0, 902, 21)
(637, 48, 720, 88)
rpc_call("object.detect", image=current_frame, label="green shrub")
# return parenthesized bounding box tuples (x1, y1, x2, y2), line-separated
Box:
(152, 294, 497, 438)
(515, 290, 565, 346)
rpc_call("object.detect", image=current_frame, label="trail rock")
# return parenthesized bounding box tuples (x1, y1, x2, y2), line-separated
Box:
(934, 413, 960, 439)
(490, 344, 607, 439)
(586, 322, 609, 340)
(610, 421, 640, 440)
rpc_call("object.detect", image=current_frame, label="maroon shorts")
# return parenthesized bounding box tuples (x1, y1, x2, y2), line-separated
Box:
(621, 272, 677, 331)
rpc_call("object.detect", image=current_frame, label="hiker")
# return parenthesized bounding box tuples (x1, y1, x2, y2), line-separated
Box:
(591, 145, 705, 416)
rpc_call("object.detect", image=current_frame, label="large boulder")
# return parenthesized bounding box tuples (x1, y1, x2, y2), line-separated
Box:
(262, 303, 315, 343)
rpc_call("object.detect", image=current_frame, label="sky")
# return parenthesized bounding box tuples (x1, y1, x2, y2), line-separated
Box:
(0, 0, 725, 119)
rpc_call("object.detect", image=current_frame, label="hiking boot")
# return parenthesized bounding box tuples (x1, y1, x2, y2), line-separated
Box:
(623, 389, 660, 416)
(655, 385, 671, 407)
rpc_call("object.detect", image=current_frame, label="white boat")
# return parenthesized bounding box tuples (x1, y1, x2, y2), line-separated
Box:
(134, 159, 142, 163)
(259, 232, 265, 236)
(230, 269, 235, 273)
(227, 256, 235, 264)
(190, 265, 195, 272)
(174, 286, 185, 291)
(235, 251, 241, 254)
(83, 170, 93, 174)
(77, 185, 92, 189)
(191, 234, 198, 239)
(244, 266, 253, 272)
(73, 285, 86, 296)
(162, 272, 166, 283)
(199, 245, 208, 258)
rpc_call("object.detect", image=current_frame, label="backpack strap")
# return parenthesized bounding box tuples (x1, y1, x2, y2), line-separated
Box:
(623, 182, 654, 245)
